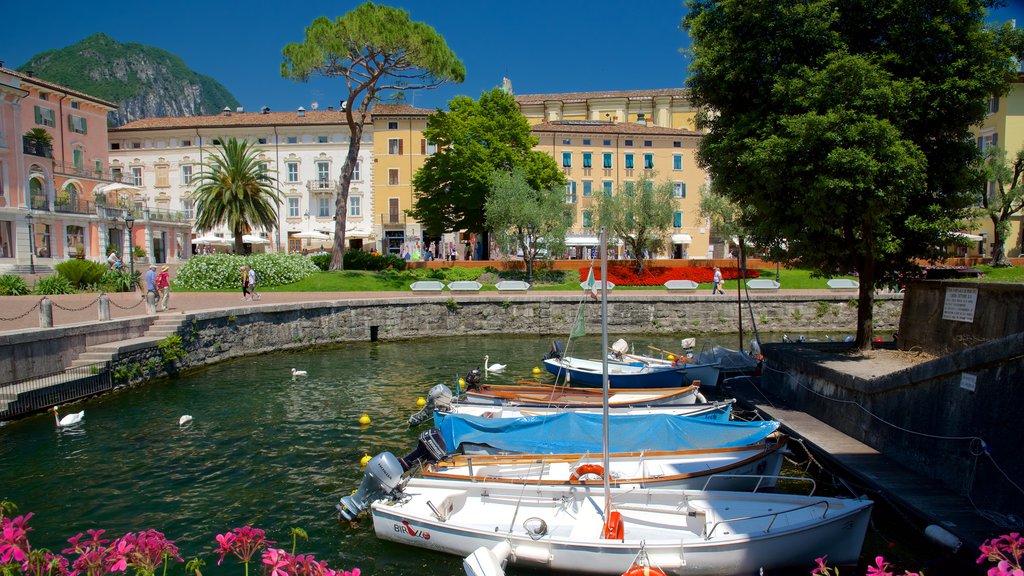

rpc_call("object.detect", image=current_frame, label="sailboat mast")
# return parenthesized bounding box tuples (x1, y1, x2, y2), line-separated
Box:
(600, 227, 611, 514)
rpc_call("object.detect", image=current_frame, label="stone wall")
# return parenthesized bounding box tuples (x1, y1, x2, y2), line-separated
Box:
(899, 281, 1024, 355)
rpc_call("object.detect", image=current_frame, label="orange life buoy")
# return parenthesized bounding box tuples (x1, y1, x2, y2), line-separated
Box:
(569, 463, 605, 484)
(622, 565, 667, 576)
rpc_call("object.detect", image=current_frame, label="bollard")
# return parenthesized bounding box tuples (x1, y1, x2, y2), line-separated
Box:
(39, 297, 53, 328)
(146, 291, 157, 315)
(98, 293, 110, 321)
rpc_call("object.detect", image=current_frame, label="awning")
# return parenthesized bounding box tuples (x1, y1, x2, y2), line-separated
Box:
(565, 236, 600, 246)
(671, 234, 693, 244)
(951, 231, 984, 242)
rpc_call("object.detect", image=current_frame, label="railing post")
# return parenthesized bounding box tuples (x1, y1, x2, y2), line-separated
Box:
(98, 293, 110, 321)
(146, 291, 157, 314)
(39, 297, 53, 328)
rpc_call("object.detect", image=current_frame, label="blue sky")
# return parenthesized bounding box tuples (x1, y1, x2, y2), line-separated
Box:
(3, 0, 1024, 114)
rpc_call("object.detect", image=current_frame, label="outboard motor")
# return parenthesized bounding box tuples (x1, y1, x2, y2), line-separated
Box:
(465, 369, 482, 391)
(337, 452, 405, 521)
(399, 428, 448, 471)
(408, 384, 455, 427)
(543, 340, 565, 360)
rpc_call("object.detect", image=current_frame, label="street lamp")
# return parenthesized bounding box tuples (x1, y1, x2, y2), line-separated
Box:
(526, 222, 535, 283)
(25, 211, 35, 274)
(124, 210, 135, 283)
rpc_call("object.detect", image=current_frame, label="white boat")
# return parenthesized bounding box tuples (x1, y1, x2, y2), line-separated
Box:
(460, 383, 701, 407)
(421, 436, 788, 490)
(441, 399, 734, 421)
(371, 477, 873, 575)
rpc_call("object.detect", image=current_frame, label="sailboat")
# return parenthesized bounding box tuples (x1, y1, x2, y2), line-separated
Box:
(358, 229, 872, 575)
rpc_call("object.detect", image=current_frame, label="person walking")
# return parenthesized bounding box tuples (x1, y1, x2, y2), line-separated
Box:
(712, 267, 724, 295)
(145, 264, 158, 299)
(156, 265, 171, 311)
(240, 265, 250, 300)
(247, 265, 260, 301)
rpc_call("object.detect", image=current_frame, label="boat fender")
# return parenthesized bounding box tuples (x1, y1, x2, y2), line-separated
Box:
(696, 392, 707, 404)
(603, 510, 624, 540)
(569, 464, 605, 484)
(924, 524, 961, 552)
(622, 566, 667, 576)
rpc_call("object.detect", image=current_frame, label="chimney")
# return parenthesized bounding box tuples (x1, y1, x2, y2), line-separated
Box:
(222, 106, 231, 116)
(25, 70, 34, 77)
(645, 117, 652, 126)
(327, 106, 334, 111)
(236, 106, 244, 113)
(297, 106, 306, 117)
(261, 106, 270, 114)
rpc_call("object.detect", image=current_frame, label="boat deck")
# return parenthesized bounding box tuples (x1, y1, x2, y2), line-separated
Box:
(723, 376, 999, 552)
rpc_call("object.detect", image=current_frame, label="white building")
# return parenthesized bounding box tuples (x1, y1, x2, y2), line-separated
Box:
(108, 106, 374, 254)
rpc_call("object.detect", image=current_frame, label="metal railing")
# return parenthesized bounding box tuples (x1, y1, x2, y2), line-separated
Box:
(30, 194, 49, 210)
(0, 361, 112, 420)
(54, 198, 97, 215)
(147, 208, 190, 223)
(307, 179, 336, 192)
(22, 137, 54, 158)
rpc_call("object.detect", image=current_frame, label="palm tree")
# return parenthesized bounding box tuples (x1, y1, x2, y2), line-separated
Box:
(192, 138, 281, 254)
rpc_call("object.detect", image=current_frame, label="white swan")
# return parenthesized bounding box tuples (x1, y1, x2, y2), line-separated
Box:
(291, 368, 308, 379)
(51, 405, 84, 427)
(179, 415, 193, 427)
(484, 355, 506, 373)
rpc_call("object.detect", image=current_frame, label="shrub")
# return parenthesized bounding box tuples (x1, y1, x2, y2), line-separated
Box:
(55, 259, 107, 289)
(175, 253, 319, 290)
(34, 274, 75, 295)
(102, 269, 141, 292)
(0, 274, 31, 296)
(419, 266, 484, 282)
(310, 253, 331, 271)
(342, 250, 406, 271)
(498, 268, 569, 284)
(133, 245, 147, 258)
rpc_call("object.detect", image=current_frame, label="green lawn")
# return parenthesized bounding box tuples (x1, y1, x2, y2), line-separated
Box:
(971, 265, 1024, 283)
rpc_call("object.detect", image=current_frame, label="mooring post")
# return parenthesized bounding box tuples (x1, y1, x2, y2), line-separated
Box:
(98, 293, 110, 321)
(39, 297, 53, 328)
(146, 291, 157, 315)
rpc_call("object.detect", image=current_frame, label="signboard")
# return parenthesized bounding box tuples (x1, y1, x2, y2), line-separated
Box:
(960, 372, 977, 393)
(942, 287, 978, 323)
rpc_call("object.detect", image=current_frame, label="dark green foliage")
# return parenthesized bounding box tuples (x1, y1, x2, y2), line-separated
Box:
(102, 269, 141, 292)
(0, 275, 31, 296)
(18, 33, 239, 125)
(496, 268, 568, 284)
(342, 250, 407, 271)
(34, 275, 75, 295)
(310, 253, 331, 271)
(55, 259, 107, 289)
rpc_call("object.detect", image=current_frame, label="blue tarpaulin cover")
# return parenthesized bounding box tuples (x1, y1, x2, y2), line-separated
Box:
(435, 411, 779, 454)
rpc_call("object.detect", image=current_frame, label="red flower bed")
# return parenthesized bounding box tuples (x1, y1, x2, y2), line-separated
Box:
(579, 266, 760, 286)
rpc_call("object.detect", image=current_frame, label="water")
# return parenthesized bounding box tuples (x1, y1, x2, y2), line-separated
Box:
(0, 333, 889, 576)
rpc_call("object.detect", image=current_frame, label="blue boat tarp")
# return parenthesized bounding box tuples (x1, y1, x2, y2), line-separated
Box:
(435, 411, 779, 455)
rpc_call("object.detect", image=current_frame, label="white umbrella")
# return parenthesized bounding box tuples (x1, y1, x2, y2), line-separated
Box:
(243, 234, 269, 245)
(293, 231, 331, 240)
(192, 234, 231, 245)
(95, 182, 141, 194)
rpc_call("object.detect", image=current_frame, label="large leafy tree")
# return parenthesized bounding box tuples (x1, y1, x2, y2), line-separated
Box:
(594, 173, 675, 274)
(281, 2, 465, 270)
(485, 168, 574, 280)
(980, 146, 1024, 266)
(192, 138, 281, 254)
(684, 0, 1024, 349)
(410, 88, 565, 238)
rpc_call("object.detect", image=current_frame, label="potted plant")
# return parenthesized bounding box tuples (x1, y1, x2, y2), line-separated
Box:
(74, 243, 86, 259)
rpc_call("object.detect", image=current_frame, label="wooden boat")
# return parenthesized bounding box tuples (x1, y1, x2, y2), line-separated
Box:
(543, 355, 721, 389)
(443, 399, 734, 422)
(462, 382, 700, 407)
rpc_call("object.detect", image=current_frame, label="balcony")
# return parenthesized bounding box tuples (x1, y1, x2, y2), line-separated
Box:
(54, 198, 96, 216)
(30, 194, 49, 210)
(380, 213, 407, 226)
(23, 137, 54, 159)
(147, 208, 190, 224)
(307, 179, 337, 193)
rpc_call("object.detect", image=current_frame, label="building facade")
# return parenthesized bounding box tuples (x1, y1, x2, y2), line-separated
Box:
(108, 107, 374, 255)
(515, 88, 697, 131)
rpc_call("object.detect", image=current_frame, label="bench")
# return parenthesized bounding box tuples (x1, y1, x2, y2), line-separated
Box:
(580, 280, 616, 291)
(495, 280, 530, 292)
(664, 279, 699, 290)
(746, 279, 780, 291)
(827, 278, 859, 291)
(448, 281, 483, 292)
(410, 280, 445, 292)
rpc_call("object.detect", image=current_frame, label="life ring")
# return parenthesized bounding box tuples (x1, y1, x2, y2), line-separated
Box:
(569, 463, 605, 484)
(622, 566, 667, 576)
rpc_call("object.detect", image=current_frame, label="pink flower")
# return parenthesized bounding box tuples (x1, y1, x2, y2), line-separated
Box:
(0, 513, 33, 564)
(214, 532, 237, 566)
(261, 547, 292, 576)
(866, 556, 893, 576)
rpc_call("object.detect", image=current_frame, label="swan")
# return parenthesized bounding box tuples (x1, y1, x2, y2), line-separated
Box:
(291, 368, 308, 379)
(51, 405, 84, 427)
(484, 355, 506, 373)
(179, 415, 193, 427)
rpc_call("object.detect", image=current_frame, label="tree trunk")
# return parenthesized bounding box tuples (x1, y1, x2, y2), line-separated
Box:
(330, 125, 363, 271)
(854, 258, 876, 351)
(989, 214, 1011, 267)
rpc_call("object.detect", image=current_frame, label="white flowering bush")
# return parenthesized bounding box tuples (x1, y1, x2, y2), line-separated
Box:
(174, 253, 320, 290)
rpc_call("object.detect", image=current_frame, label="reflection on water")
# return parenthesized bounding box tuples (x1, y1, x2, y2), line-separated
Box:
(0, 332, 858, 575)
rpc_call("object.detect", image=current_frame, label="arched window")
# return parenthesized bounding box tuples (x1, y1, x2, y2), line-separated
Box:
(29, 177, 45, 210)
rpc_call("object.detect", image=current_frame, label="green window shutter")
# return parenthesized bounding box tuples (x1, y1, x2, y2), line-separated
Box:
(34, 106, 42, 125)
(674, 211, 682, 228)
(603, 153, 612, 169)
(68, 115, 75, 131)
(81, 117, 87, 134)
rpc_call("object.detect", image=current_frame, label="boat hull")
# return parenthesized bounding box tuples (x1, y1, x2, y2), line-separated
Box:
(446, 399, 733, 422)
(371, 478, 872, 575)
(544, 357, 721, 389)
(463, 384, 699, 407)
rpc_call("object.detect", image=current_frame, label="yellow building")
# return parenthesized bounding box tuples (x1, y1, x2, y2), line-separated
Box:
(970, 73, 1024, 259)
(515, 88, 697, 130)
(369, 104, 436, 255)
(531, 120, 709, 259)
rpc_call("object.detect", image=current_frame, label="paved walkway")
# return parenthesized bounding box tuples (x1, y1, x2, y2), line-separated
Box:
(0, 288, 859, 333)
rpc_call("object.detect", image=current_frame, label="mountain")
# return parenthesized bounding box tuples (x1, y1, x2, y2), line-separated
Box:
(17, 33, 240, 126)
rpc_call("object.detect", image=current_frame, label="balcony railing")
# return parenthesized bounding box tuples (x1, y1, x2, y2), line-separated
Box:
(54, 198, 96, 215)
(380, 213, 407, 226)
(23, 138, 54, 159)
(30, 194, 48, 210)
(147, 208, 190, 224)
(307, 179, 336, 192)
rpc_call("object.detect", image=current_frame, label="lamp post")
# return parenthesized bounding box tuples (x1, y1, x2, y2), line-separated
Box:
(526, 222, 535, 283)
(25, 211, 35, 274)
(124, 210, 135, 283)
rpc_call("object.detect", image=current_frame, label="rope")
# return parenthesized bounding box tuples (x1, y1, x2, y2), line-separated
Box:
(50, 297, 100, 312)
(0, 301, 41, 322)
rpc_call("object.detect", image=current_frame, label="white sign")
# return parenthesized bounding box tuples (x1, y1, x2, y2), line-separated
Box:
(942, 287, 978, 323)
(960, 372, 977, 393)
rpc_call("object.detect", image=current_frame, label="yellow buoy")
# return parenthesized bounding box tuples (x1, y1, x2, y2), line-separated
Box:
(532, 367, 541, 375)
(416, 397, 426, 407)
(667, 355, 676, 361)
(360, 453, 372, 467)
(359, 413, 371, 425)
(459, 378, 466, 387)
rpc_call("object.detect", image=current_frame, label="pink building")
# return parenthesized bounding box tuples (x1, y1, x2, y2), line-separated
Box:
(0, 66, 191, 273)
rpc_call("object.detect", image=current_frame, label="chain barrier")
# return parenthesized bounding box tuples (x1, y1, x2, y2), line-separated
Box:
(109, 295, 146, 311)
(0, 301, 41, 322)
(50, 297, 101, 312)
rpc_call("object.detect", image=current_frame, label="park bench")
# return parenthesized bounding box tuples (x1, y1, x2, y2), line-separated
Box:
(448, 281, 483, 292)
(746, 279, 780, 291)
(495, 280, 530, 292)
(827, 279, 860, 291)
(580, 280, 616, 291)
(410, 280, 445, 292)
(664, 279, 699, 291)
